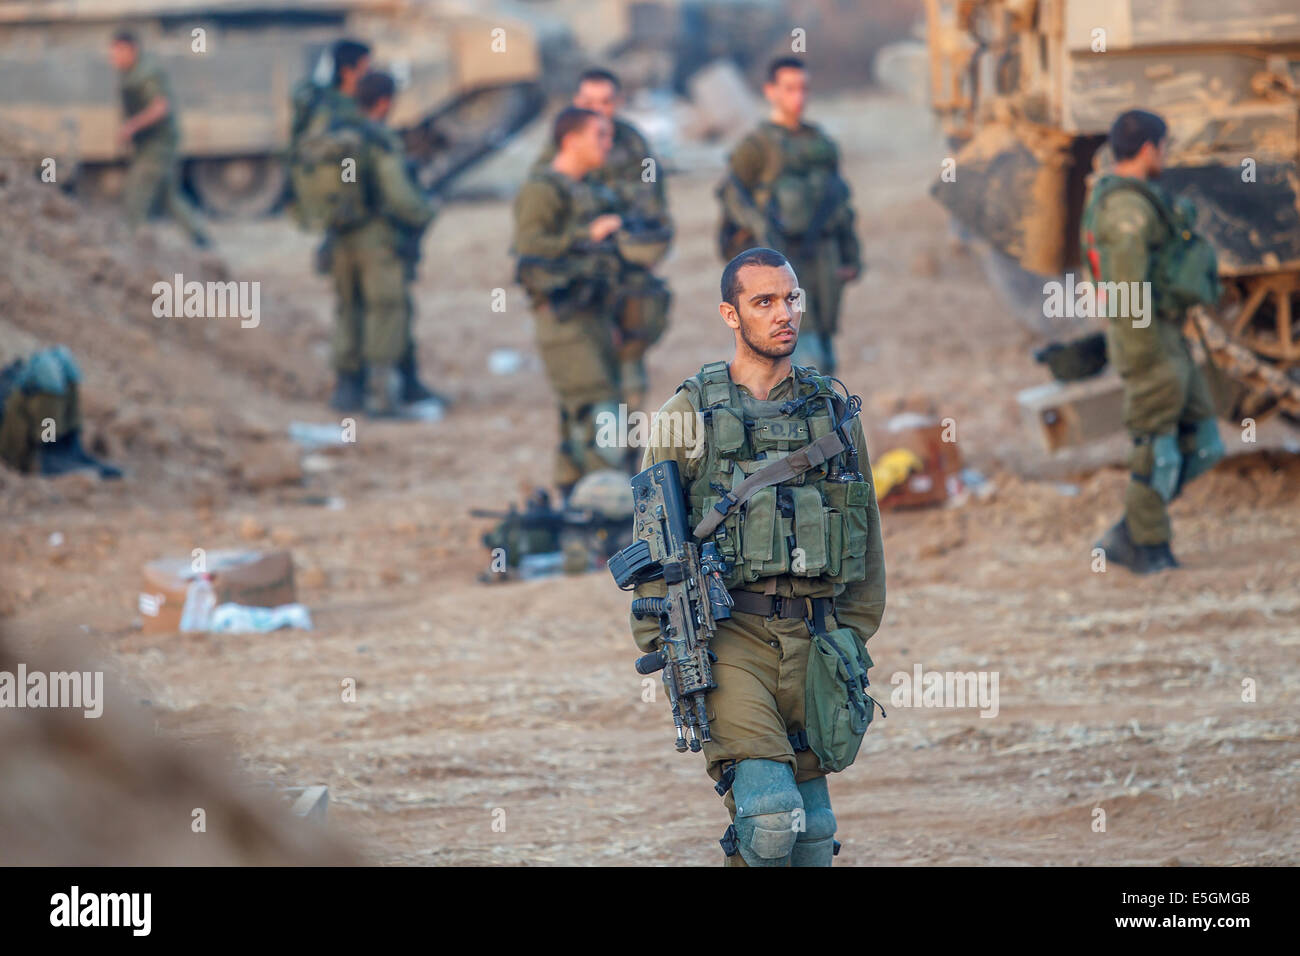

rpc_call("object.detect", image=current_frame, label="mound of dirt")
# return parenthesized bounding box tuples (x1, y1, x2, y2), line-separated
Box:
(0, 154, 330, 514)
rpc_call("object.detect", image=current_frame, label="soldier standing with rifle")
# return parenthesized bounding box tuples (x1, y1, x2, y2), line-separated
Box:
(1084, 109, 1225, 573)
(513, 107, 635, 498)
(718, 57, 862, 375)
(616, 247, 886, 866)
(533, 68, 673, 413)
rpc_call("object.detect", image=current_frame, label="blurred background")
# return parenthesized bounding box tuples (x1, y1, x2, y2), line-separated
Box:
(1, 0, 1298, 866)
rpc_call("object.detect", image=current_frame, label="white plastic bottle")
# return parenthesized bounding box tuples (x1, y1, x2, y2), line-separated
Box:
(179, 574, 216, 632)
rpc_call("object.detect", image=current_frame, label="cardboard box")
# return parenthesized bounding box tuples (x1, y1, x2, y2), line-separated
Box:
(138, 550, 295, 634)
(874, 413, 964, 510)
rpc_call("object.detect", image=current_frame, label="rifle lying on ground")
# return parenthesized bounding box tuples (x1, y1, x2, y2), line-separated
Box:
(609, 460, 734, 752)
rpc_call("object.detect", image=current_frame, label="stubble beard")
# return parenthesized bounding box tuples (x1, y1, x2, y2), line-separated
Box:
(738, 314, 797, 361)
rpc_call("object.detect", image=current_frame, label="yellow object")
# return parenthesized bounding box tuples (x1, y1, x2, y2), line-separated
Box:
(871, 448, 925, 499)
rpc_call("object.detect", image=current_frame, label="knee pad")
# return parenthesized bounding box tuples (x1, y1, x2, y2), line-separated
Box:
(731, 759, 802, 867)
(1179, 417, 1224, 488)
(1147, 433, 1182, 503)
(791, 777, 837, 867)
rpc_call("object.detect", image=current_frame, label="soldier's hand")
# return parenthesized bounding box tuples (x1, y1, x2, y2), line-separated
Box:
(588, 214, 622, 242)
(115, 125, 134, 148)
(837, 264, 862, 282)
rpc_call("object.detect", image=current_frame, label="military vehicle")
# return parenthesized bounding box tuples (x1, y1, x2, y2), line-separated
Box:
(0, 0, 560, 216)
(923, 0, 1300, 422)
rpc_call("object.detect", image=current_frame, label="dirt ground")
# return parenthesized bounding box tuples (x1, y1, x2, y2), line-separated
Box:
(2, 91, 1297, 866)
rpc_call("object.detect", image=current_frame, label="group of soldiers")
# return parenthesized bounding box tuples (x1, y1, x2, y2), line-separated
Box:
(512, 57, 863, 498)
(74, 37, 1223, 867)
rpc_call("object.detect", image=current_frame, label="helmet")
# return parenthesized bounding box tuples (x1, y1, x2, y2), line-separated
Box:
(567, 469, 634, 520)
(615, 221, 673, 268)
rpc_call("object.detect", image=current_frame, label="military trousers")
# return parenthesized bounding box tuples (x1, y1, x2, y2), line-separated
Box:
(703, 607, 835, 795)
(1118, 328, 1218, 545)
(330, 224, 411, 373)
(123, 140, 208, 243)
(531, 301, 625, 488)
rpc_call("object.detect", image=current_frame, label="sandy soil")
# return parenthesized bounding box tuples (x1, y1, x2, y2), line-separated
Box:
(2, 92, 1297, 866)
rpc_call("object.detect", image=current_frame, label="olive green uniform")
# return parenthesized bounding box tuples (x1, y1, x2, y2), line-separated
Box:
(328, 123, 436, 374)
(535, 118, 672, 408)
(118, 54, 208, 243)
(631, 362, 885, 865)
(534, 117, 669, 223)
(723, 122, 861, 375)
(1083, 175, 1218, 546)
(513, 168, 628, 488)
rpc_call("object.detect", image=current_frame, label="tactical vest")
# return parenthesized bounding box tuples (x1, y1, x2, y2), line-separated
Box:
(756, 125, 850, 241)
(679, 362, 872, 591)
(515, 171, 624, 307)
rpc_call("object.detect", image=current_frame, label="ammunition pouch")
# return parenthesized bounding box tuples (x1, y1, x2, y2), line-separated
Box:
(615, 219, 673, 269)
(804, 623, 874, 773)
(683, 362, 871, 591)
(615, 268, 671, 360)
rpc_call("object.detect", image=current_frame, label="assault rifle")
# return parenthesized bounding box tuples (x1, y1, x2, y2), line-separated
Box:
(609, 460, 733, 753)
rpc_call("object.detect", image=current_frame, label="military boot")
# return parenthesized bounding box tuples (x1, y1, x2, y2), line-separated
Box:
(397, 353, 451, 408)
(329, 369, 366, 413)
(40, 430, 122, 480)
(364, 364, 402, 419)
(1095, 519, 1177, 575)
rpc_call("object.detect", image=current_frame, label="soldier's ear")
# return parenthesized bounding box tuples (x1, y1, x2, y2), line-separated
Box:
(719, 301, 740, 329)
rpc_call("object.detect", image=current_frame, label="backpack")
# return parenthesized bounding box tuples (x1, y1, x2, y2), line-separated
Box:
(717, 125, 850, 261)
(289, 114, 375, 233)
(1082, 177, 1221, 319)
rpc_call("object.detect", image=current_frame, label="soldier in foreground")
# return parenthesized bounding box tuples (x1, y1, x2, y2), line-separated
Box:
(321, 71, 437, 417)
(533, 68, 673, 411)
(718, 57, 861, 375)
(625, 247, 886, 866)
(1084, 109, 1225, 573)
(513, 107, 631, 498)
(108, 31, 210, 248)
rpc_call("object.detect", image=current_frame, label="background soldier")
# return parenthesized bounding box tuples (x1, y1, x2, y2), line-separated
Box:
(326, 71, 437, 417)
(534, 68, 673, 411)
(288, 39, 370, 167)
(108, 31, 210, 248)
(631, 247, 886, 866)
(513, 107, 632, 497)
(1085, 110, 1225, 573)
(718, 57, 861, 375)
(288, 38, 369, 259)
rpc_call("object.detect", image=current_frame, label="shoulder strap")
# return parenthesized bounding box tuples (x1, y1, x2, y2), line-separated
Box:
(693, 427, 848, 540)
(755, 125, 786, 188)
(1091, 176, 1175, 231)
(690, 361, 856, 539)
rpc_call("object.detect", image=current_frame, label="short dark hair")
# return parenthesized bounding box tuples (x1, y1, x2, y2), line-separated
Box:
(721, 247, 792, 307)
(356, 70, 395, 110)
(552, 106, 600, 148)
(1110, 109, 1167, 161)
(332, 39, 371, 86)
(767, 56, 806, 83)
(111, 30, 138, 48)
(577, 68, 621, 93)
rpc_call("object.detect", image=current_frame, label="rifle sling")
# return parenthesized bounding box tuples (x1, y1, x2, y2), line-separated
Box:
(692, 428, 846, 540)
